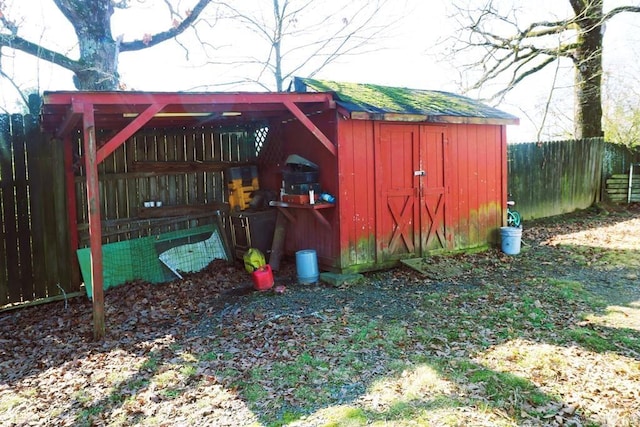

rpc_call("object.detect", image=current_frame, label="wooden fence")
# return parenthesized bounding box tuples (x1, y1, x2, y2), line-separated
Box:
(1, 117, 639, 307)
(0, 114, 264, 307)
(509, 138, 597, 220)
(0, 114, 70, 307)
(507, 138, 640, 220)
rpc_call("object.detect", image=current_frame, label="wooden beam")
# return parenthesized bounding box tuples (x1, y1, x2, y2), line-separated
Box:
(44, 91, 335, 106)
(82, 103, 105, 340)
(55, 102, 83, 139)
(97, 102, 167, 164)
(137, 203, 230, 218)
(283, 100, 337, 156)
(63, 134, 81, 287)
(130, 160, 246, 174)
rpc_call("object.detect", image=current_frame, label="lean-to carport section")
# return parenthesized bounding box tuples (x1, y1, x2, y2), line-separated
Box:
(41, 91, 336, 340)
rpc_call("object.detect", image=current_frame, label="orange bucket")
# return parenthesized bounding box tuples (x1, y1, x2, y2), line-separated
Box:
(251, 264, 274, 291)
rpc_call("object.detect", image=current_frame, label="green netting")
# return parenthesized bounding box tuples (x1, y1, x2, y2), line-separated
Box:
(77, 224, 228, 299)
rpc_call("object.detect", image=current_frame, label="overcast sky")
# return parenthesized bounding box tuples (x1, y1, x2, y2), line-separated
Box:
(1, 0, 639, 143)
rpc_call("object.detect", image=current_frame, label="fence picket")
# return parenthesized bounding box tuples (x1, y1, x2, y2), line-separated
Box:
(12, 114, 35, 300)
(0, 115, 21, 303)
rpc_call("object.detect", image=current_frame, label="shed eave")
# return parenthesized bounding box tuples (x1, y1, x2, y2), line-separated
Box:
(348, 111, 519, 125)
(425, 115, 520, 126)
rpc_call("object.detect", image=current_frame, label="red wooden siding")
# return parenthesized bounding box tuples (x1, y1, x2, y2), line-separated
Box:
(333, 120, 505, 272)
(446, 124, 504, 247)
(337, 118, 376, 269)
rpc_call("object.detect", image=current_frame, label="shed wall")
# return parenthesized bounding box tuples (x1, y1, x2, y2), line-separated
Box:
(446, 123, 505, 248)
(336, 117, 377, 270)
(267, 113, 507, 273)
(335, 119, 506, 272)
(277, 111, 341, 269)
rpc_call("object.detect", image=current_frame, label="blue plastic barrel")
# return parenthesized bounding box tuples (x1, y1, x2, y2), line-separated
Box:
(296, 249, 319, 284)
(500, 226, 522, 255)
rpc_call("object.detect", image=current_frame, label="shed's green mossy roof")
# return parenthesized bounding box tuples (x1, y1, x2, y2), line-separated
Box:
(295, 77, 518, 124)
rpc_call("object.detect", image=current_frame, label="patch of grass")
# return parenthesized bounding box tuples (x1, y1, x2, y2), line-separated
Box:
(322, 407, 368, 427)
(568, 328, 616, 352)
(162, 388, 183, 399)
(199, 351, 218, 361)
(437, 359, 551, 420)
(180, 364, 197, 379)
(106, 370, 129, 385)
(180, 352, 198, 363)
(76, 405, 105, 427)
(127, 377, 150, 391)
(108, 390, 126, 404)
(521, 297, 552, 329)
(271, 410, 303, 426)
(72, 390, 92, 405)
(546, 279, 590, 302)
(614, 331, 640, 351)
(241, 382, 269, 405)
(0, 394, 25, 412)
(140, 352, 159, 373)
(153, 370, 180, 388)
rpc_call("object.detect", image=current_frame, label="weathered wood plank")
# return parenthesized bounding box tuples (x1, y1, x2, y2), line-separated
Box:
(610, 174, 640, 180)
(0, 115, 10, 304)
(11, 114, 34, 300)
(195, 133, 205, 204)
(607, 189, 640, 194)
(1, 115, 21, 302)
(186, 131, 197, 204)
(137, 203, 229, 218)
(25, 115, 49, 299)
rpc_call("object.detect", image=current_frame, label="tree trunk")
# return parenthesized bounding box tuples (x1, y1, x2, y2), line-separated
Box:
(573, 0, 604, 138)
(73, 38, 119, 90)
(54, 0, 119, 90)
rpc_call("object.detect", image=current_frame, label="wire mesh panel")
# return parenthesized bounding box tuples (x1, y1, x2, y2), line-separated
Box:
(77, 223, 229, 299)
(157, 227, 227, 279)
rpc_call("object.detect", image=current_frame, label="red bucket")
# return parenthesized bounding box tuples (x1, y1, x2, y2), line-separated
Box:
(252, 264, 274, 291)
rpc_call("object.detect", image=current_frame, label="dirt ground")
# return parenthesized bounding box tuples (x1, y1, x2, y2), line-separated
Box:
(1, 202, 639, 426)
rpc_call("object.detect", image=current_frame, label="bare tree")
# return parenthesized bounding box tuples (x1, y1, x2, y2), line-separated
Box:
(448, 0, 640, 139)
(604, 75, 640, 148)
(0, 0, 214, 94)
(209, 0, 401, 91)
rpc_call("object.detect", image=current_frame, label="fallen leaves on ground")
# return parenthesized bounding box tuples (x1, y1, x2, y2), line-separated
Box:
(1, 203, 639, 426)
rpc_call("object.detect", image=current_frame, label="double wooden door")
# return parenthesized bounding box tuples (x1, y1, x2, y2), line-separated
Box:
(376, 124, 448, 261)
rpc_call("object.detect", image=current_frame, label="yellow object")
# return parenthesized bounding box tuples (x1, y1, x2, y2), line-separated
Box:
(243, 248, 266, 273)
(227, 166, 260, 211)
(228, 177, 259, 211)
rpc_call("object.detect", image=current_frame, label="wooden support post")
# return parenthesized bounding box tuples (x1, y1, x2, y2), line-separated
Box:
(269, 211, 288, 271)
(63, 134, 80, 287)
(82, 104, 105, 340)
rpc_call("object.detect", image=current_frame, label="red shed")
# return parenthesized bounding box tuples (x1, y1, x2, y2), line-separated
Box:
(41, 80, 517, 336)
(267, 78, 519, 273)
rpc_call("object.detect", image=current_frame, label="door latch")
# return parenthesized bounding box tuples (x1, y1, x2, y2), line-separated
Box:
(414, 170, 426, 176)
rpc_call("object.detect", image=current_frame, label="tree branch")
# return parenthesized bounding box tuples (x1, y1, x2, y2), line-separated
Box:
(119, 0, 212, 51)
(0, 34, 81, 72)
(603, 5, 640, 21)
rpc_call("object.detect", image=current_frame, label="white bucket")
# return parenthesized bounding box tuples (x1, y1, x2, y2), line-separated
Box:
(500, 226, 522, 255)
